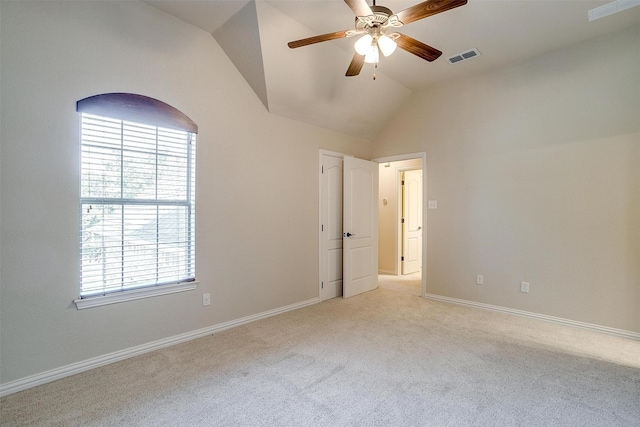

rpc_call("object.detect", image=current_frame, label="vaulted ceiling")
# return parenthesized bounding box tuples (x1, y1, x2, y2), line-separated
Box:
(147, 0, 640, 140)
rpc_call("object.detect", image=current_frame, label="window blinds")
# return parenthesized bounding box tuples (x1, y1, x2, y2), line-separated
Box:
(79, 113, 196, 297)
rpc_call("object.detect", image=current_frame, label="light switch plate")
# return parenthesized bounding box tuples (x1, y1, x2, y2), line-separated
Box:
(428, 200, 438, 209)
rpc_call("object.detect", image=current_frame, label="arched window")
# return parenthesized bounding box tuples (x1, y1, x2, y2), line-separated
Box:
(75, 93, 198, 308)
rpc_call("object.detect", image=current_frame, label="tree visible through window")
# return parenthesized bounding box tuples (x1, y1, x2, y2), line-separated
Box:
(77, 94, 197, 297)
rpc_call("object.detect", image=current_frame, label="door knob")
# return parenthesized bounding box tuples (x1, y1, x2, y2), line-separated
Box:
(345, 232, 356, 237)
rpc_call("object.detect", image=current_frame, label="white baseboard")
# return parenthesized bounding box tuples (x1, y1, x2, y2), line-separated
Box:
(378, 270, 396, 275)
(0, 297, 319, 397)
(424, 293, 640, 341)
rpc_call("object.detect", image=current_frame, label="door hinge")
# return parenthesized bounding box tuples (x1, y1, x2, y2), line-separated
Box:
(322, 165, 324, 174)
(321, 224, 324, 232)
(321, 281, 324, 289)
(401, 218, 405, 223)
(401, 256, 405, 261)
(401, 180, 405, 185)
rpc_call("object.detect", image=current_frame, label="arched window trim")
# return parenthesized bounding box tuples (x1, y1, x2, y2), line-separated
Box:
(76, 93, 198, 133)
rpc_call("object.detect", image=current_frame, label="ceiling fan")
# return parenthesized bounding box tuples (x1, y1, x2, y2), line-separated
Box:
(287, 0, 467, 77)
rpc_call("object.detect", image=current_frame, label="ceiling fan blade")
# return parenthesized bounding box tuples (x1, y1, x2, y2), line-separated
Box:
(288, 30, 349, 49)
(344, 0, 373, 18)
(346, 53, 365, 76)
(396, 34, 442, 62)
(395, 0, 467, 25)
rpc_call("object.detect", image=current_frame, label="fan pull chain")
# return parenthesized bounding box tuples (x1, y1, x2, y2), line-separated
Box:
(373, 63, 378, 80)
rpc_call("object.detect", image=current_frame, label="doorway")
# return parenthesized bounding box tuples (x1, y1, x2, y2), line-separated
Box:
(374, 153, 426, 298)
(319, 151, 426, 300)
(377, 159, 424, 278)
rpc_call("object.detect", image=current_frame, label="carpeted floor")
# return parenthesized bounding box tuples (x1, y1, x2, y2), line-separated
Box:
(2, 275, 639, 426)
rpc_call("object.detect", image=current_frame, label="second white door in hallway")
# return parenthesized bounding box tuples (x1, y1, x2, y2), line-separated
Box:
(402, 169, 423, 275)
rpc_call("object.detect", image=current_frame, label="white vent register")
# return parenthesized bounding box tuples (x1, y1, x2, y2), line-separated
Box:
(588, 0, 640, 21)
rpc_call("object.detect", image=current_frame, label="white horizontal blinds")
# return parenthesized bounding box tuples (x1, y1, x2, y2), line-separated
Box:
(80, 113, 196, 297)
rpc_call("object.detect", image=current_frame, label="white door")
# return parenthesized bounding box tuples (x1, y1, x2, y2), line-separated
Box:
(343, 157, 378, 298)
(401, 169, 423, 275)
(320, 154, 344, 301)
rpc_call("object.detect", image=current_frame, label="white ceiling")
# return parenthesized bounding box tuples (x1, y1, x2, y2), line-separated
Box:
(147, 0, 640, 139)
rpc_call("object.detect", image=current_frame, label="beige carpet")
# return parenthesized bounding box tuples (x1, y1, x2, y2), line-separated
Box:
(2, 275, 639, 426)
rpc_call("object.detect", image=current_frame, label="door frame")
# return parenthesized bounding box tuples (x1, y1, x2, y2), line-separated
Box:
(319, 150, 427, 300)
(373, 152, 427, 298)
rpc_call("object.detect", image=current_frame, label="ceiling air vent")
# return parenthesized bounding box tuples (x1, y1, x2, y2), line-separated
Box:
(589, 0, 640, 21)
(447, 48, 481, 65)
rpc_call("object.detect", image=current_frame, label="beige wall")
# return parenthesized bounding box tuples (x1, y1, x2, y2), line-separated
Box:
(0, 1, 370, 385)
(378, 159, 422, 274)
(372, 25, 640, 333)
(2, 1, 638, 391)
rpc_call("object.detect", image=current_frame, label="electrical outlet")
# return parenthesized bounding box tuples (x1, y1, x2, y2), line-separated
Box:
(520, 282, 529, 293)
(476, 274, 484, 285)
(202, 293, 210, 306)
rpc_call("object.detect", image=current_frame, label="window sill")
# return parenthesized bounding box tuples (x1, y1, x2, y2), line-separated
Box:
(74, 281, 199, 310)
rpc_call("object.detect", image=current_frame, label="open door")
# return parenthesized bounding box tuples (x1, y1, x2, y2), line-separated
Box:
(343, 157, 378, 298)
(401, 169, 423, 275)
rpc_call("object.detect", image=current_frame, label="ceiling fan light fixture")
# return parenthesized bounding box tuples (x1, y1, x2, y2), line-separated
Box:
(377, 34, 397, 56)
(364, 46, 379, 64)
(354, 34, 374, 55)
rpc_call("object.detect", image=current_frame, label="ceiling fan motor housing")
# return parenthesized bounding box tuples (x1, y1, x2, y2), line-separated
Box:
(355, 5, 394, 31)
